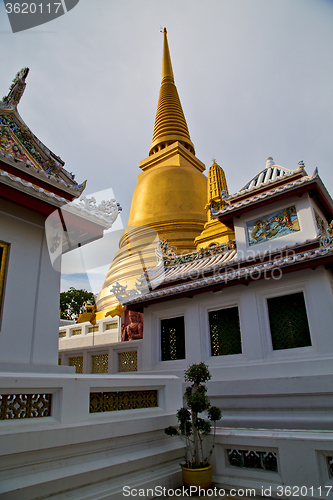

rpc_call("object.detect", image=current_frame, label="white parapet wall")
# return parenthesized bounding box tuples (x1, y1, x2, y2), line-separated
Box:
(0, 372, 184, 500)
(209, 427, 333, 500)
(59, 317, 144, 375)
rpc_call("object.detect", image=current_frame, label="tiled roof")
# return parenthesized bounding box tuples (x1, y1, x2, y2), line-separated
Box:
(212, 170, 318, 218)
(0, 168, 121, 227)
(125, 238, 333, 305)
(0, 148, 85, 194)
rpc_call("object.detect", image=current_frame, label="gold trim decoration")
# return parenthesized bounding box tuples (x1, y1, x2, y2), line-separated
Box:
(71, 328, 82, 336)
(0, 241, 9, 320)
(69, 356, 83, 374)
(118, 351, 138, 372)
(90, 390, 158, 413)
(92, 354, 108, 374)
(0, 393, 52, 419)
(105, 322, 118, 331)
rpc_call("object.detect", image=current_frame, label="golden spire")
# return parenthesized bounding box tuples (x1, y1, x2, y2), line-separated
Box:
(149, 28, 195, 156)
(208, 158, 228, 203)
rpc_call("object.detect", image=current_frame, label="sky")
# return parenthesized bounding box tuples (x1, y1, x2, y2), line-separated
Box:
(1, 0, 333, 294)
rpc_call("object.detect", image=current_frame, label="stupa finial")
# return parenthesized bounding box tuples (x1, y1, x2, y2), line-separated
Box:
(161, 27, 174, 83)
(149, 29, 195, 156)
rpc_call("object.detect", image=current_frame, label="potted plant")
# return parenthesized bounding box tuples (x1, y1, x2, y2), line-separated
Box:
(165, 362, 222, 489)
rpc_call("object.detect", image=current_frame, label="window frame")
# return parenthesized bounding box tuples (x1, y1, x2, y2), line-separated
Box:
(160, 315, 186, 362)
(256, 281, 315, 358)
(200, 293, 244, 364)
(208, 304, 242, 357)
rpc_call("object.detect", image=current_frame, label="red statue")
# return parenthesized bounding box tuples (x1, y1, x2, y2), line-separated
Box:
(121, 310, 143, 341)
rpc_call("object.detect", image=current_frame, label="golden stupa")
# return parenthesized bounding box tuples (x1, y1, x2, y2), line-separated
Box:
(194, 159, 235, 249)
(96, 28, 208, 316)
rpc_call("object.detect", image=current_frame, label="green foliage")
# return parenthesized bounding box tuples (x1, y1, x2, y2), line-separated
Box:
(187, 392, 210, 414)
(59, 287, 95, 321)
(177, 408, 191, 422)
(208, 406, 222, 422)
(165, 426, 179, 437)
(164, 362, 222, 469)
(196, 418, 211, 436)
(184, 362, 211, 385)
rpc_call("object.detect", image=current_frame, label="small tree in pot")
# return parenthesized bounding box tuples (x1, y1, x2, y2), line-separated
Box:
(165, 363, 222, 486)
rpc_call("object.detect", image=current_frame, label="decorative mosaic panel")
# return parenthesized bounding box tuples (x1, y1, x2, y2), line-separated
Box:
(314, 210, 327, 237)
(0, 393, 52, 419)
(88, 326, 99, 333)
(105, 322, 118, 331)
(118, 351, 138, 372)
(90, 390, 158, 413)
(0, 241, 9, 319)
(247, 205, 300, 246)
(0, 125, 39, 168)
(227, 449, 278, 472)
(92, 354, 108, 374)
(209, 307, 242, 356)
(161, 316, 185, 361)
(59, 330, 66, 338)
(69, 356, 83, 374)
(71, 328, 82, 336)
(267, 292, 311, 350)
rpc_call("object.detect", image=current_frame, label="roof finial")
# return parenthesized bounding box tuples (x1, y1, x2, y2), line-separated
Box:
(266, 157, 275, 169)
(149, 28, 195, 156)
(161, 27, 174, 83)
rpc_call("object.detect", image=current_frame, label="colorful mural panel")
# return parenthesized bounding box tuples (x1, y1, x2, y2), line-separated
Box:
(247, 205, 300, 246)
(0, 126, 40, 168)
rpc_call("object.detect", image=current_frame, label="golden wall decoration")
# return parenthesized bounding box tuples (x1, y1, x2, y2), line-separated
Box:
(92, 354, 108, 374)
(0, 241, 9, 321)
(105, 322, 118, 330)
(88, 326, 99, 333)
(71, 328, 82, 336)
(90, 390, 158, 413)
(69, 356, 83, 374)
(59, 330, 66, 338)
(0, 393, 52, 419)
(118, 351, 138, 372)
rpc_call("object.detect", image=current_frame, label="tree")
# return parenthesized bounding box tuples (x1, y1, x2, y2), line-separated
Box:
(59, 287, 95, 321)
(165, 362, 222, 468)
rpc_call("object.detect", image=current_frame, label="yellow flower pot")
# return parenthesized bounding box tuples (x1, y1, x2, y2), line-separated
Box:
(181, 463, 213, 490)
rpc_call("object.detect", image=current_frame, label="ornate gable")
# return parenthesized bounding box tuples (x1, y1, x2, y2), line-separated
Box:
(0, 68, 85, 193)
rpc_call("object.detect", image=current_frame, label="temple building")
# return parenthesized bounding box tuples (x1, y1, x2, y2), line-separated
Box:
(0, 68, 181, 499)
(57, 30, 333, 495)
(96, 28, 208, 317)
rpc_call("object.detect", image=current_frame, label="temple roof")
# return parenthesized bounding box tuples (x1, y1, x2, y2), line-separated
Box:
(115, 235, 333, 308)
(149, 29, 195, 156)
(0, 68, 86, 197)
(212, 161, 333, 226)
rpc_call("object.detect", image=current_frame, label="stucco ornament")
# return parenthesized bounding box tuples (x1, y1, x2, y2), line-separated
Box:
(79, 196, 122, 223)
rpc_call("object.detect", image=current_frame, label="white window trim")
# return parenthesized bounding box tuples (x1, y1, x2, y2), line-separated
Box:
(256, 280, 315, 359)
(199, 292, 244, 364)
(152, 307, 187, 367)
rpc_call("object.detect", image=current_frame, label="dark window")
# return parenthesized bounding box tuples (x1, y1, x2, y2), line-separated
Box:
(209, 307, 242, 356)
(267, 292, 311, 350)
(161, 316, 185, 361)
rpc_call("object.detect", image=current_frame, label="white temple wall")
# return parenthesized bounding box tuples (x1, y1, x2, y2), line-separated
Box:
(234, 193, 318, 258)
(140, 266, 333, 379)
(0, 372, 184, 500)
(0, 200, 63, 371)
